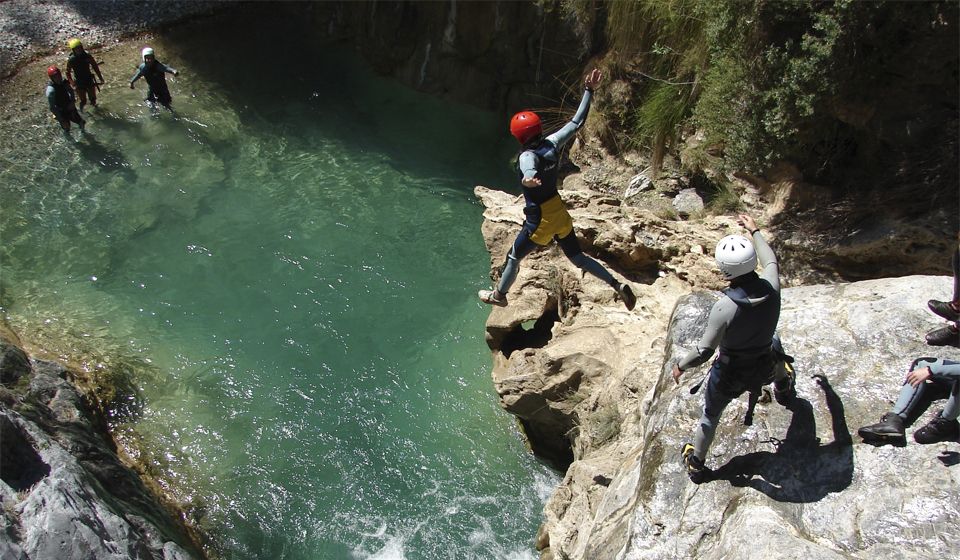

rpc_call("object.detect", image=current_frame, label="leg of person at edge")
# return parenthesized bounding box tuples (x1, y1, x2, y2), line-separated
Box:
(65, 39, 104, 112)
(129, 47, 179, 110)
(478, 69, 636, 312)
(925, 234, 960, 348)
(671, 214, 792, 483)
(45, 65, 85, 137)
(857, 357, 960, 446)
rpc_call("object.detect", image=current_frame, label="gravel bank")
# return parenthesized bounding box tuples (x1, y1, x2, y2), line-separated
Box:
(0, 0, 228, 78)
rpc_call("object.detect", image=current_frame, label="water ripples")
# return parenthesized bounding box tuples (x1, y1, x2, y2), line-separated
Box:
(2, 41, 548, 560)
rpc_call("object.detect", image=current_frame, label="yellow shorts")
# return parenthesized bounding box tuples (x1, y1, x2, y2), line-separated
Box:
(530, 195, 574, 245)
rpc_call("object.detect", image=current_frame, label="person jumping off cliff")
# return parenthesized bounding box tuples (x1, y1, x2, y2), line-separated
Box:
(672, 214, 794, 483)
(478, 69, 636, 311)
(65, 39, 104, 112)
(857, 357, 960, 446)
(129, 47, 179, 109)
(45, 65, 85, 136)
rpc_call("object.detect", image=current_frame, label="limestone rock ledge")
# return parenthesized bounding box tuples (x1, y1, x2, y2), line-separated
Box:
(475, 184, 960, 560)
(0, 329, 203, 560)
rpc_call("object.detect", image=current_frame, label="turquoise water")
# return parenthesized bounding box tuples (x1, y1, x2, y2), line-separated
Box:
(0, 23, 556, 560)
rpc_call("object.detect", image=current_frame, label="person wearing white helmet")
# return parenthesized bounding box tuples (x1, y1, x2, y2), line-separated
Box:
(671, 213, 792, 483)
(129, 46, 179, 109)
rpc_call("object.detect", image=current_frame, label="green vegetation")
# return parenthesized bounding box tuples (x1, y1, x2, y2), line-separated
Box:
(572, 0, 958, 197)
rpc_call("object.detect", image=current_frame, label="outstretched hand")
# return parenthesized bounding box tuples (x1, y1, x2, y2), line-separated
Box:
(738, 214, 758, 233)
(584, 68, 602, 90)
(522, 177, 542, 188)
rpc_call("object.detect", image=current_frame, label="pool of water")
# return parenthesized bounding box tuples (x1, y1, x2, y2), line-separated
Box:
(0, 14, 556, 560)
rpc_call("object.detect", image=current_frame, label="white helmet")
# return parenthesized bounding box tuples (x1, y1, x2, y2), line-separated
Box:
(715, 235, 757, 280)
(142, 47, 155, 61)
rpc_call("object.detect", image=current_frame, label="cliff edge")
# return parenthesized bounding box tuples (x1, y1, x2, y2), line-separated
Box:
(476, 168, 960, 559)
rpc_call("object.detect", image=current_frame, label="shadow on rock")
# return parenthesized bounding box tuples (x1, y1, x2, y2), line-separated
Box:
(707, 375, 853, 502)
(939, 451, 960, 467)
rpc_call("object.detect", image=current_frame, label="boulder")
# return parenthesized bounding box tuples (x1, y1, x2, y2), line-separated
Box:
(0, 342, 203, 559)
(475, 179, 960, 560)
(672, 188, 705, 217)
(543, 277, 960, 560)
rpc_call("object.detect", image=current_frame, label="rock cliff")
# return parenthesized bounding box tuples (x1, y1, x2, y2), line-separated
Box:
(296, 0, 596, 111)
(476, 170, 960, 559)
(0, 328, 203, 560)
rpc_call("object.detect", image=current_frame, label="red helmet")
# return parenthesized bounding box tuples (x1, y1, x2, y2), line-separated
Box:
(46, 65, 61, 78)
(510, 111, 542, 145)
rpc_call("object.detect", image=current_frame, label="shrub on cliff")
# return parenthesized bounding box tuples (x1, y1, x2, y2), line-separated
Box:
(573, 0, 958, 201)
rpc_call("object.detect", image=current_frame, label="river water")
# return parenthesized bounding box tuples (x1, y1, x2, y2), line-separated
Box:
(0, 17, 555, 560)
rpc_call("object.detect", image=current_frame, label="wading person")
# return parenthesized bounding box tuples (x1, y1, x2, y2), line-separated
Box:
(129, 47, 179, 109)
(671, 214, 794, 483)
(478, 68, 636, 311)
(65, 38, 104, 111)
(45, 65, 85, 135)
(857, 357, 960, 445)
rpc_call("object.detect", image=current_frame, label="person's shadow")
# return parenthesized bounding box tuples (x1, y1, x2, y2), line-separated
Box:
(705, 374, 854, 502)
(75, 133, 136, 181)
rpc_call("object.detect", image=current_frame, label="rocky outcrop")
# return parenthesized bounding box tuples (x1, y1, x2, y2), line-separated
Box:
(554, 277, 960, 560)
(0, 329, 203, 560)
(476, 176, 960, 559)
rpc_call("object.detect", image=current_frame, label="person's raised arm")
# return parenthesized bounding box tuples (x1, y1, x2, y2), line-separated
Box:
(740, 214, 779, 292)
(545, 69, 602, 149)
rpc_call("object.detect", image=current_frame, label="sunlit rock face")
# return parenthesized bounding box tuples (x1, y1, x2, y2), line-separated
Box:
(539, 277, 960, 560)
(476, 155, 959, 560)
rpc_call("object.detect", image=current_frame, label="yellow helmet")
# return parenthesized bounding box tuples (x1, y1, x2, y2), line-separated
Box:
(68, 38, 82, 50)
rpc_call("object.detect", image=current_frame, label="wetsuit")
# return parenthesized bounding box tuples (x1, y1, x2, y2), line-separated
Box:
(494, 87, 619, 296)
(66, 49, 102, 109)
(677, 230, 788, 461)
(891, 358, 960, 422)
(130, 60, 178, 107)
(46, 79, 84, 131)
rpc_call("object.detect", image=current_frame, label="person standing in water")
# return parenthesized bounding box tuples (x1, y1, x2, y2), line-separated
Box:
(478, 69, 636, 311)
(129, 47, 179, 109)
(65, 38, 104, 112)
(45, 65, 85, 135)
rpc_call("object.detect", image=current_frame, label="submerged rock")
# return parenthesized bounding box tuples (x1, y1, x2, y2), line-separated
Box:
(0, 332, 203, 560)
